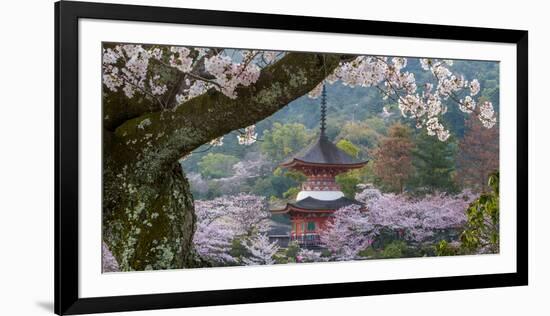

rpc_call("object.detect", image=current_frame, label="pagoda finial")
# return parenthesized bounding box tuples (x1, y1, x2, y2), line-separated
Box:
(320, 83, 327, 138)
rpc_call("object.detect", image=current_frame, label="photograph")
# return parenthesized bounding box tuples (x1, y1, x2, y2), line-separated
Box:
(101, 43, 500, 272)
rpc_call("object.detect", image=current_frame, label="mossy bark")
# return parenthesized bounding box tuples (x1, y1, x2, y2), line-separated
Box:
(102, 52, 351, 270)
(103, 156, 201, 270)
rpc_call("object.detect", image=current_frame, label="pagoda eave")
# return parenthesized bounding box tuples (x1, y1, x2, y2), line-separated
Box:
(279, 158, 368, 170)
(271, 196, 364, 215)
(271, 204, 336, 215)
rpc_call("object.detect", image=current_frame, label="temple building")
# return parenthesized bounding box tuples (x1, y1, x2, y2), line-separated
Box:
(271, 85, 368, 248)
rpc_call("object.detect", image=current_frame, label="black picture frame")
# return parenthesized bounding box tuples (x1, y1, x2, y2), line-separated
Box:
(55, 1, 528, 314)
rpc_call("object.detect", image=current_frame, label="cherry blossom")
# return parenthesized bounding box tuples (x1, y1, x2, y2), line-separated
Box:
(479, 101, 497, 128)
(470, 79, 481, 96)
(356, 187, 478, 243)
(241, 234, 279, 265)
(102, 242, 120, 273)
(237, 125, 258, 145)
(193, 194, 272, 265)
(296, 248, 327, 263)
(169, 46, 193, 73)
(319, 204, 376, 260)
(209, 136, 224, 147)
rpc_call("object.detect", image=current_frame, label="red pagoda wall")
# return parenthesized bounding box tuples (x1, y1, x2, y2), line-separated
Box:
(290, 213, 333, 239)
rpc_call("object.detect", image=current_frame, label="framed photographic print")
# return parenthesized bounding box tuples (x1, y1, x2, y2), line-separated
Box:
(55, 0, 528, 314)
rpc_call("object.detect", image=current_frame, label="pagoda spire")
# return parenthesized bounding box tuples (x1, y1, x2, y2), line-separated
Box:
(320, 83, 327, 138)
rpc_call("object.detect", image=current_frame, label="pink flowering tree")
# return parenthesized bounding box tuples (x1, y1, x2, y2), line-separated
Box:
(101, 43, 495, 270)
(193, 194, 273, 266)
(193, 198, 238, 266)
(320, 204, 377, 261)
(296, 248, 328, 263)
(102, 242, 120, 273)
(357, 187, 477, 244)
(241, 234, 280, 265)
(317, 187, 478, 261)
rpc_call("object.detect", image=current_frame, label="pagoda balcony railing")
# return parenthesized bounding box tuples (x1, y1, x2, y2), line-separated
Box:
(291, 233, 322, 247)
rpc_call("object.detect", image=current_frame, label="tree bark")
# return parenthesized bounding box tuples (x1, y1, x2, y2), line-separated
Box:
(103, 52, 350, 270)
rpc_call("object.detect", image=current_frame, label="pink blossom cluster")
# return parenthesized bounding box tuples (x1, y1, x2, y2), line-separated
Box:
(193, 194, 273, 265)
(102, 45, 164, 99)
(296, 248, 327, 263)
(102, 242, 120, 273)
(204, 51, 261, 99)
(319, 204, 377, 261)
(241, 234, 279, 265)
(237, 125, 258, 145)
(357, 187, 478, 243)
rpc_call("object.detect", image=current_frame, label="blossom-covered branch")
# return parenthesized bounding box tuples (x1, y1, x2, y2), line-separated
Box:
(102, 44, 282, 111)
(309, 57, 497, 141)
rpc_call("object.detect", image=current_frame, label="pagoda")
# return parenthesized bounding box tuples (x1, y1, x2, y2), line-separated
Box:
(272, 85, 368, 248)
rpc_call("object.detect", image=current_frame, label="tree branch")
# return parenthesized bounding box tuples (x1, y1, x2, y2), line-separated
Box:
(110, 52, 352, 176)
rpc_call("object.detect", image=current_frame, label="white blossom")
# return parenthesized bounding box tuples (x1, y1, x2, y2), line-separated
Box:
(470, 79, 481, 96)
(459, 96, 476, 113)
(478, 101, 497, 128)
(241, 234, 279, 265)
(209, 136, 224, 147)
(149, 75, 167, 96)
(169, 46, 193, 73)
(296, 249, 327, 263)
(419, 58, 431, 70)
(237, 125, 257, 145)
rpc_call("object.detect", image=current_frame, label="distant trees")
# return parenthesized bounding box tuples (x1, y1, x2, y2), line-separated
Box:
(411, 131, 458, 193)
(336, 139, 360, 158)
(197, 153, 239, 179)
(335, 170, 363, 199)
(337, 121, 382, 149)
(335, 139, 364, 198)
(457, 116, 499, 191)
(371, 123, 414, 193)
(260, 122, 314, 162)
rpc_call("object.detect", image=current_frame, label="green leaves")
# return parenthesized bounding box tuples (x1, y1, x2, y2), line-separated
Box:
(260, 122, 314, 162)
(460, 172, 499, 254)
(197, 153, 239, 179)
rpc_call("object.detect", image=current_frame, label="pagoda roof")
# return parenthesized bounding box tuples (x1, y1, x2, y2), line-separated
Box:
(280, 135, 368, 168)
(271, 196, 363, 214)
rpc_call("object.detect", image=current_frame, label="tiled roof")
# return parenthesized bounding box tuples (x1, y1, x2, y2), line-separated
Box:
(281, 135, 367, 167)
